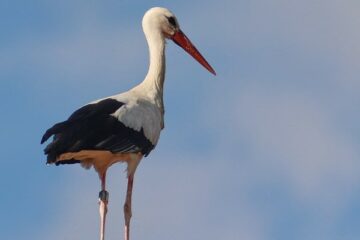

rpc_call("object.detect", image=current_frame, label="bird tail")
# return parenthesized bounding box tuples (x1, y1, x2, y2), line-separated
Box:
(41, 121, 69, 144)
(41, 120, 74, 164)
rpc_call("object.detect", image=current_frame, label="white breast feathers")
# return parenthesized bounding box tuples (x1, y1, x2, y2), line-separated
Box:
(111, 97, 163, 145)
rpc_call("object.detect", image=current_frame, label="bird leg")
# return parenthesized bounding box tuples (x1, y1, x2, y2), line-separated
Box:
(99, 172, 109, 240)
(124, 174, 134, 240)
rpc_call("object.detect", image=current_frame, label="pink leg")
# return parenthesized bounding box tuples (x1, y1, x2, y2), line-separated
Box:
(124, 174, 134, 240)
(99, 172, 109, 240)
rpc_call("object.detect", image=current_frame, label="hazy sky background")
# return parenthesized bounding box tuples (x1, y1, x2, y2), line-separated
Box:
(1, 0, 359, 239)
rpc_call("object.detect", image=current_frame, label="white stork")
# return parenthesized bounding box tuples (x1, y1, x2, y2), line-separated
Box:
(41, 7, 215, 240)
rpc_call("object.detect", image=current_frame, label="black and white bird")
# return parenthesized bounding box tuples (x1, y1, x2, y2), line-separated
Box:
(41, 7, 215, 240)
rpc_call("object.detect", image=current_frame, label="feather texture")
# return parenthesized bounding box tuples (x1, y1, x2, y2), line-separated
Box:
(42, 98, 155, 164)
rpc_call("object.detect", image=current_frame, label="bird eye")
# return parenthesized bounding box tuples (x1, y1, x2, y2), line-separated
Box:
(167, 16, 176, 27)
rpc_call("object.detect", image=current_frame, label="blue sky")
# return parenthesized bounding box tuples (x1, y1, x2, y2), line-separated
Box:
(1, 0, 360, 239)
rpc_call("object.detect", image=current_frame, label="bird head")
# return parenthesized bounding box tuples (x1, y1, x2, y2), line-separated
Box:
(142, 7, 216, 75)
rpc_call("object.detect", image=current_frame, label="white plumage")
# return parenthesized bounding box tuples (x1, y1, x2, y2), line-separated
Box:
(111, 92, 164, 145)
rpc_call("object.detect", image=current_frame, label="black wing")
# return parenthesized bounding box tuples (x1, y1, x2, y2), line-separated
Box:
(41, 98, 154, 164)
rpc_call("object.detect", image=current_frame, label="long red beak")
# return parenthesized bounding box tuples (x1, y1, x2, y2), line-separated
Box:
(171, 30, 216, 75)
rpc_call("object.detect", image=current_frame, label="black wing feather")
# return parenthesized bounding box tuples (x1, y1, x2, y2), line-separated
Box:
(41, 98, 154, 164)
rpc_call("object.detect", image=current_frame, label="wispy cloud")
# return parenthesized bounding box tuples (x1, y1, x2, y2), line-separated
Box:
(194, 81, 360, 239)
(4, 1, 360, 240)
(236, 86, 359, 198)
(1, 27, 146, 84)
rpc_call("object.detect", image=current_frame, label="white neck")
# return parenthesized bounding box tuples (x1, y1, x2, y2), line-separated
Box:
(137, 28, 166, 112)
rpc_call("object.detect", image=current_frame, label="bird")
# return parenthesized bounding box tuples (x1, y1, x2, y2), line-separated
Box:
(41, 7, 215, 240)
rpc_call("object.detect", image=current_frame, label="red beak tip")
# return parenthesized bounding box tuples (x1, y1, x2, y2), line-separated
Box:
(172, 30, 217, 77)
(205, 65, 216, 76)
